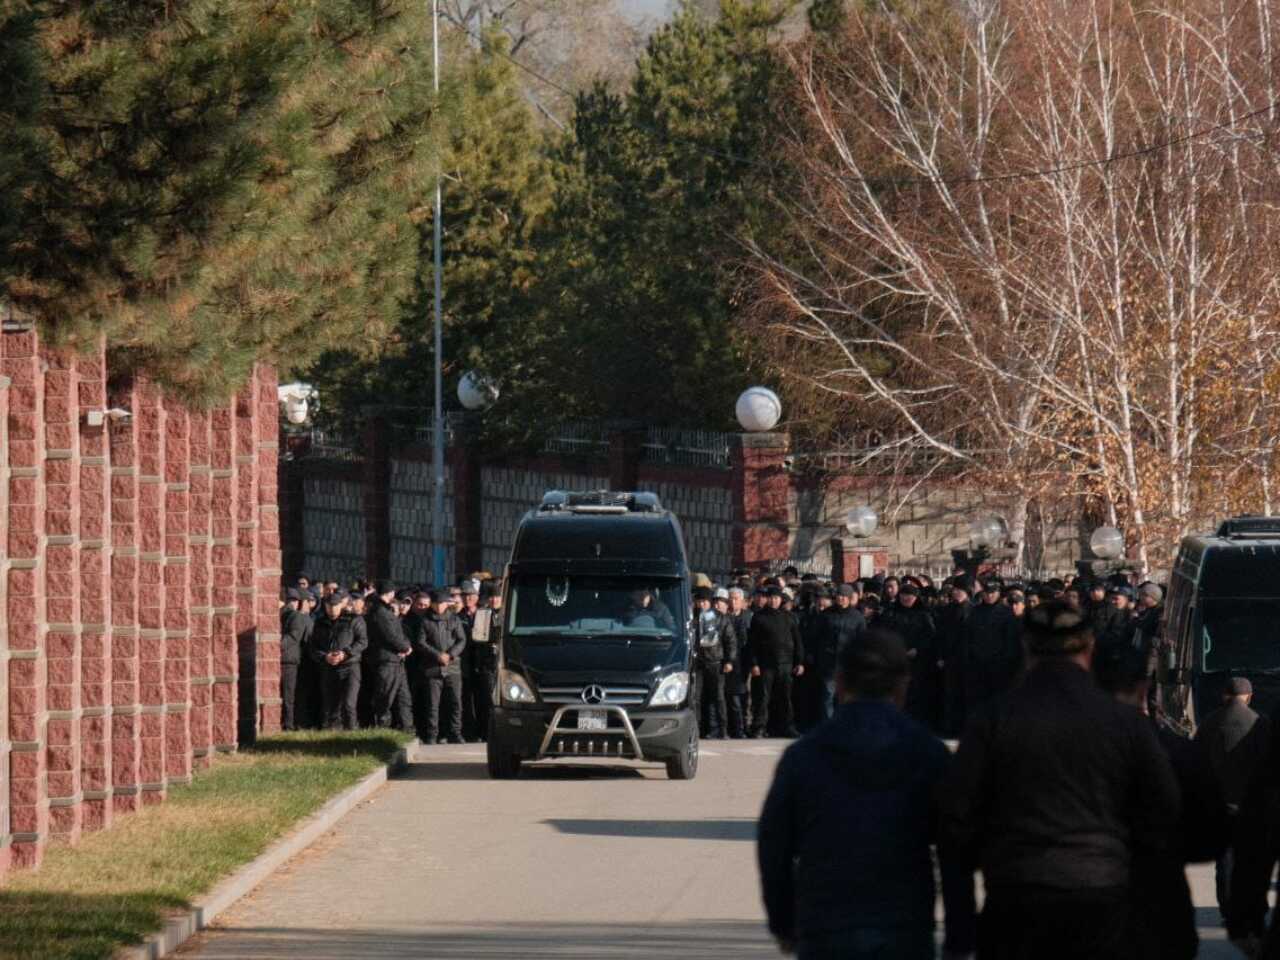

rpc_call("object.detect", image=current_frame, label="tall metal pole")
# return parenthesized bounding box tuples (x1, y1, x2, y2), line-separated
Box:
(431, 0, 446, 587)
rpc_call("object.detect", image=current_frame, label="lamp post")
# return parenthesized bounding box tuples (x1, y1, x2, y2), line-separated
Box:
(430, 0, 446, 588)
(952, 514, 1006, 579)
(1077, 525, 1126, 580)
(735, 387, 782, 433)
(457, 370, 499, 411)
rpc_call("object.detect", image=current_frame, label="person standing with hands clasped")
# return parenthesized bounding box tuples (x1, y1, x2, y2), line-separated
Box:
(310, 592, 367, 730)
(411, 588, 468, 744)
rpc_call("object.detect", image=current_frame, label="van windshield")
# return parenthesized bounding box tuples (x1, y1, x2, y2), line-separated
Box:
(508, 575, 685, 638)
(1202, 599, 1280, 672)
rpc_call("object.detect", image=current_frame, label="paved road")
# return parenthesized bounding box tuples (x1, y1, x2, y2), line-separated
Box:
(179, 742, 1243, 959)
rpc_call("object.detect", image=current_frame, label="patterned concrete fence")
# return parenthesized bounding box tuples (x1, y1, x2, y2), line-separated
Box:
(0, 327, 281, 879)
(281, 418, 1088, 587)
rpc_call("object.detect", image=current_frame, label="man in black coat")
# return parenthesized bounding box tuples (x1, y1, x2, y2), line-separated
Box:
(410, 589, 468, 744)
(758, 629, 975, 959)
(880, 583, 940, 731)
(365, 580, 414, 730)
(960, 579, 1024, 720)
(725, 587, 754, 738)
(944, 600, 1181, 960)
(280, 589, 313, 731)
(816, 583, 866, 721)
(691, 587, 738, 739)
(747, 587, 805, 738)
(310, 593, 368, 730)
(937, 579, 974, 737)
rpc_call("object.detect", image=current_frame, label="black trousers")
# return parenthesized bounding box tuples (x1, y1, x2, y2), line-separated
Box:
(372, 660, 414, 729)
(321, 666, 361, 730)
(751, 667, 794, 737)
(726, 690, 748, 737)
(281, 660, 299, 731)
(467, 668, 495, 741)
(422, 671, 464, 743)
(978, 891, 1130, 960)
(692, 661, 727, 737)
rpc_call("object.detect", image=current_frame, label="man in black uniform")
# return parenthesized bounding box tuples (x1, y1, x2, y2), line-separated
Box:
(691, 587, 738, 739)
(961, 578, 1024, 722)
(725, 587, 754, 738)
(310, 593, 367, 730)
(748, 587, 805, 738)
(816, 583, 866, 721)
(411, 588, 468, 744)
(456, 581, 482, 740)
(880, 582, 940, 731)
(467, 582, 503, 742)
(280, 588, 313, 731)
(365, 580, 414, 729)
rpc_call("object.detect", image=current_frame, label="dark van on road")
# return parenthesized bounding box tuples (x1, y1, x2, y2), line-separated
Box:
(1162, 516, 1280, 728)
(486, 490, 698, 780)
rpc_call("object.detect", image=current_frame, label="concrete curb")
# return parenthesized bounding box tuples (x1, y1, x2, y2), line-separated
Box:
(117, 739, 422, 960)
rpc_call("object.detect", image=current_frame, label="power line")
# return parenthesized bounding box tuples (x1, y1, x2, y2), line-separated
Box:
(442, 14, 1280, 189)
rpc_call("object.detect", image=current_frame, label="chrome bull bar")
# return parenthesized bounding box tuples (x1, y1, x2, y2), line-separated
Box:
(536, 704, 645, 761)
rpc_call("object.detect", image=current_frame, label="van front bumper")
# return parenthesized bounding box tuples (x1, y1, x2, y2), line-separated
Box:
(490, 703, 695, 762)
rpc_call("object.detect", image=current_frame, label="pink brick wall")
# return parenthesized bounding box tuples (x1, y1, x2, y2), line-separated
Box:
(0, 328, 280, 876)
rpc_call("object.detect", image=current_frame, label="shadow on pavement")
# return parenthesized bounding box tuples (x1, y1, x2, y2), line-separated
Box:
(543, 818, 757, 841)
(182, 920, 777, 958)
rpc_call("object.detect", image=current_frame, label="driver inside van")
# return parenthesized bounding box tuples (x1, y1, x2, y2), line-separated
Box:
(621, 588, 676, 632)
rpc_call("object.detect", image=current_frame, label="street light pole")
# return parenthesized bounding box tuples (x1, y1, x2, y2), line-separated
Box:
(430, 0, 446, 588)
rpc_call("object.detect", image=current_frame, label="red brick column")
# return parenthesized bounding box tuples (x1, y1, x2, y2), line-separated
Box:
(608, 422, 644, 492)
(109, 380, 141, 815)
(77, 348, 112, 831)
(234, 377, 260, 744)
(163, 404, 192, 785)
(451, 414, 483, 577)
(210, 401, 238, 753)
(730, 433, 792, 573)
(188, 410, 214, 768)
(43, 350, 83, 843)
(134, 382, 167, 804)
(255, 367, 282, 735)
(0, 372, 11, 878)
(5, 326, 48, 869)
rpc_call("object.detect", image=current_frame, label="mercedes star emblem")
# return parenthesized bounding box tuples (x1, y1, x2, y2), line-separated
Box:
(581, 685, 607, 705)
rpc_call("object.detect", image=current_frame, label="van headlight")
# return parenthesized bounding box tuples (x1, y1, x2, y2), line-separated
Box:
(500, 669, 536, 704)
(649, 671, 690, 708)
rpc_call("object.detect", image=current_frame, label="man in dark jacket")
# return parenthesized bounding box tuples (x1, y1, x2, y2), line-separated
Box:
(943, 600, 1181, 960)
(410, 589, 468, 744)
(747, 587, 805, 738)
(280, 591, 313, 731)
(880, 583, 940, 731)
(960, 579, 1024, 719)
(1196, 677, 1271, 920)
(816, 583, 866, 721)
(467, 582, 503, 742)
(310, 593, 368, 730)
(725, 587, 754, 738)
(691, 587, 738, 739)
(758, 629, 975, 960)
(365, 581, 414, 730)
(937, 579, 973, 737)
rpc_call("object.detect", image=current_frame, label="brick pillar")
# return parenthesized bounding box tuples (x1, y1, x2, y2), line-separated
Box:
(451, 414, 482, 577)
(43, 350, 82, 843)
(608, 422, 644, 492)
(163, 403, 192, 785)
(109, 379, 142, 815)
(830, 538, 890, 584)
(210, 401, 238, 754)
(361, 409, 391, 579)
(255, 367, 282, 735)
(188, 410, 214, 768)
(730, 433, 792, 574)
(134, 382, 167, 804)
(234, 380, 259, 746)
(0, 372, 11, 879)
(5, 326, 47, 869)
(76, 348, 112, 832)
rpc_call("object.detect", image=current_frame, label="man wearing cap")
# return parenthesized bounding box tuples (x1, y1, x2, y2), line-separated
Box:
(280, 588, 313, 731)
(881, 582, 940, 732)
(959, 578, 1024, 725)
(944, 601, 1180, 959)
(365, 581, 414, 730)
(747, 587, 805, 738)
(457, 580, 483, 741)
(937, 578, 974, 737)
(691, 587, 739, 739)
(816, 583, 866, 722)
(468, 581, 504, 742)
(1196, 677, 1271, 923)
(310, 592, 368, 730)
(410, 589, 469, 744)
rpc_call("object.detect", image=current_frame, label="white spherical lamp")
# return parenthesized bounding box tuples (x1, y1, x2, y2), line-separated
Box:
(969, 515, 1006, 549)
(457, 370, 499, 411)
(735, 387, 782, 433)
(1090, 525, 1125, 561)
(845, 505, 878, 538)
(283, 393, 309, 425)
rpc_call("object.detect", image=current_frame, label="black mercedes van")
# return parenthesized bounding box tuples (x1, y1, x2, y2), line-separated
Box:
(486, 490, 698, 780)
(1161, 516, 1280, 728)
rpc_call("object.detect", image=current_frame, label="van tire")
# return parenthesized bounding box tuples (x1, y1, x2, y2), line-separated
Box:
(665, 732, 699, 781)
(487, 739, 522, 779)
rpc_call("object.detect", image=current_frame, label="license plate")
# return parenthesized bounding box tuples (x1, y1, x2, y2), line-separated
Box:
(577, 710, 607, 731)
